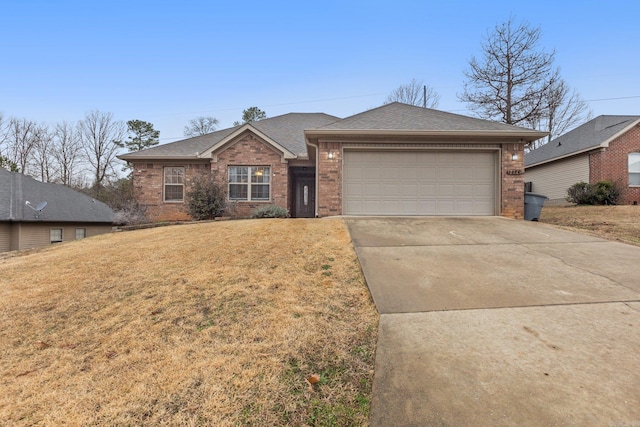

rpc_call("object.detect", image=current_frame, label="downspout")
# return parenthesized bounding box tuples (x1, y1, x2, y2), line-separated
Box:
(306, 140, 320, 217)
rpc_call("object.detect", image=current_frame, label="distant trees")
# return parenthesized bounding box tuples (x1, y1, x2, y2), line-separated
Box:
(233, 107, 266, 126)
(184, 116, 219, 137)
(460, 18, 591, 148)
(385, 78, 440, 108)
(51, 121, 83, 187)
(3, 118, 47, 174)
(77, 110, 127, 195)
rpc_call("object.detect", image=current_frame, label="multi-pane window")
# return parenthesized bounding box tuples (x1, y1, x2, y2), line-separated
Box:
(164, 167, 185, 201)
(50, 228, 63, 244)
(228, 166, 270, 201)
(629, 153, 640, 186)
(76, 228, 86, 239)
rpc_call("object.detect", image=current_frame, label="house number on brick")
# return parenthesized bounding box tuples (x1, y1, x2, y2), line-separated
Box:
(506, 169, 524, 175)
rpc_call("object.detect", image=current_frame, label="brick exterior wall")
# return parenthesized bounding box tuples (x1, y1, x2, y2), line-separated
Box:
(589, 124, 640, 204)
(500, 142, 526, 219)
(133, 161, 210, 221)
(316, 141, 342, 217)
(211, 133, 289, 218)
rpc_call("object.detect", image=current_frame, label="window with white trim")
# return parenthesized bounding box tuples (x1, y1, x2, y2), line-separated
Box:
(629, 153, 640, 186)
(229, 166, 270, 201)
(164, 167, 185, 201)
(50, 228, 63, 244)
(76, 228, 86, 239)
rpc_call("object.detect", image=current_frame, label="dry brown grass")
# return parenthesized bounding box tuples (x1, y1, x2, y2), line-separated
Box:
(0, 219, 378, 426)
(540, 205, 640, 246)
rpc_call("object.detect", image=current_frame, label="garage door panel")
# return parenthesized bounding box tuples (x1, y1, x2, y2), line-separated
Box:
(343, 150, 497, 216)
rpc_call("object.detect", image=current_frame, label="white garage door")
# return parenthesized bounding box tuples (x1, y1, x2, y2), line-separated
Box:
(343, 150, 497, 215)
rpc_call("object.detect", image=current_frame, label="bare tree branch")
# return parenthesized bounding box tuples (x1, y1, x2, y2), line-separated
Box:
(385, 78, 440, 108)
(52, 121, 83, 186)
(459, 18, 555, 127)
(78, 110, 126, 192)
(184, 116, 220, 137)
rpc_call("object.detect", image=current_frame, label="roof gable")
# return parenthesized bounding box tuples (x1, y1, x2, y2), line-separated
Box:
(119, 113, 340, 161)
(525, 115, 640, 167)
(0, 168, 114, 223)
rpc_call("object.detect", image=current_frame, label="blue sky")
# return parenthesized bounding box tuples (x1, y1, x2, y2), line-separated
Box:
(1, 0, 639, 144)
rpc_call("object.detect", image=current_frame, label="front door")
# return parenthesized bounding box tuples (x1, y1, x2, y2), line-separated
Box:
(294, 178, 315, 218)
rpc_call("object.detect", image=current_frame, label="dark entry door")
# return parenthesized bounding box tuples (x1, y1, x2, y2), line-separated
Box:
(295, 178, 315, 218)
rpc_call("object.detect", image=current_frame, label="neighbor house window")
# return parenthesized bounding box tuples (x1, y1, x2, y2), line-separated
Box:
(228, 166, 270, 201)
(164, 167, 185, 201)
(629, 153, 640, 186)
(76, 228, 86, 239)
(50, 228, 63, 244)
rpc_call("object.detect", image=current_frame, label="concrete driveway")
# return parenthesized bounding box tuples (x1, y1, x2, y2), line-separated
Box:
(345, 217, 640, 426)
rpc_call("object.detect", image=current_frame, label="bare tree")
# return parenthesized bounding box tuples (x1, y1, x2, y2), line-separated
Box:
(52, 121, 83, 186)
(459, 18, 557, 127)
(526, 78, 592, 148)
(184, 116, 219, 137)
(78, 110, 126, 193)
(3, 117, 46, 174)
(30, 125, 55, 182)
(385, 79, 440, 108)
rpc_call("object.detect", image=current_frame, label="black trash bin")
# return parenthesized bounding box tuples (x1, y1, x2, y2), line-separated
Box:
(524, 192, 548, 221)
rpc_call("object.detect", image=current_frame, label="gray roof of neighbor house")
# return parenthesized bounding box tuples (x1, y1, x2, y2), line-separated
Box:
(0, 168, 114, 223)
(525, 115, 640, 168)
(119, 113, 340, 160)
(308, 102, 548, 140)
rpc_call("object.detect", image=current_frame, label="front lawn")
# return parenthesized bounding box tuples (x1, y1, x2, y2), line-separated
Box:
(540, 205, 640, 246)
(0, 219, 378, 426)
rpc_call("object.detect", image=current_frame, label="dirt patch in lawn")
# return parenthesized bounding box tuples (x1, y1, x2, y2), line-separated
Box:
(540, 205, 640, 246)
(0, 219, 378, 426)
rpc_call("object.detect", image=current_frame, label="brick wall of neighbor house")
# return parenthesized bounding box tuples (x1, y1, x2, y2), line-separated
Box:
(133, 162, 211, 221)
(316, 141, 342, 216)
(589, 124, 640, 204)
(501, 142, 526, 219)
(210, 133, 289, 218)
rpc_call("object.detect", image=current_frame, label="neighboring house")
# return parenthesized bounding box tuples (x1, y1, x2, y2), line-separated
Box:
(0, 168, 114, 252)
(119, 103, 546, 220)
(525, 115, 640, 205)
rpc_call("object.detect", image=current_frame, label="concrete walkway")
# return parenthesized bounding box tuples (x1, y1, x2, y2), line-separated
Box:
(346, 217, 640, 426)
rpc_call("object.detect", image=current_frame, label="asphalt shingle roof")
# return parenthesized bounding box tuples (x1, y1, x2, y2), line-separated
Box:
(120, 113, 340, 159)
(318, 102, 545, 133)
(525, 115, 640, 167)
(0, 168, 114, 223)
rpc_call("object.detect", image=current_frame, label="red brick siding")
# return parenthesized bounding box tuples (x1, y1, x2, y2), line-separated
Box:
(589, 124, 640, 204)
(132, 162, 211, 221)
(316, 141, 342, 217)
(211, 134, 289, 218)
(500, 142, 525, 219)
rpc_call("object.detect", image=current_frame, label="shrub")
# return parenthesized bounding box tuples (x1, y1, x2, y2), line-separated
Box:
(566, 180, 620, 205)
(186, 176, 226, 220)
(113, 201, 148, 225)
(251, 205, 289, 218)
(592, 180, 620, 205)
(566, 181, 593, 204)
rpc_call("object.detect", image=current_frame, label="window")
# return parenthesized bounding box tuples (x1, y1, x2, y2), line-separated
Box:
(50, 228, 63, 244)
(229, 166, 270, 201)
(164, 167, 185, 201)
(629, 153, 640, 186)
(76, 228, 86, 239)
